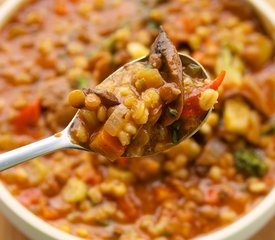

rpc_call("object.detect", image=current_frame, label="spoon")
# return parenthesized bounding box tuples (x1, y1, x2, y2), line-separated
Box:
(0, 53, 211, 171)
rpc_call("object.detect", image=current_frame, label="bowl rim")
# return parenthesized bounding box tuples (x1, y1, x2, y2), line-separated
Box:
(0, 0, 275, 240)
(0, 183, 82, 240)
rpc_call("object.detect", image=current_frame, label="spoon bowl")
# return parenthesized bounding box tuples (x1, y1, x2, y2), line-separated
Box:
(0, 53, 211, 171)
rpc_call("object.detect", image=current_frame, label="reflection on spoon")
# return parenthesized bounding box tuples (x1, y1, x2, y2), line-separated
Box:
(0, 28, 225, 171)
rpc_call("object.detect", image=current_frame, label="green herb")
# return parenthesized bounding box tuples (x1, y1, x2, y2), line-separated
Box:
(95, 219, 110, 226)
(147, 21, 160, 30)
(171, 121, 182, 144)
(235, 150, 268, 177)
(186, 63, 202, 76)
(76, 76, 89, 89)
(172, 130, 179, 144)
(162, 231, 173, 237)
(169, 107, 178, 117)
(145, 63, 153, 69)
(87, 49, 98, 59)
(101, 36, 116, 53)
(171, 121, 181, 130)
(58, 51, 67, 58)
(262, 126, 275, 136)
(120, 22, 130, 28)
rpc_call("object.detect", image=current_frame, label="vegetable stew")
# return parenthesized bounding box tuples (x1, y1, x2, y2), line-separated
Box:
(69, 28, 224, 159)
(0, 0, 274, 239)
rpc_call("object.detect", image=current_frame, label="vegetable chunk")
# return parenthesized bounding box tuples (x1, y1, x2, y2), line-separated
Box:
(235, 150, 268, 177)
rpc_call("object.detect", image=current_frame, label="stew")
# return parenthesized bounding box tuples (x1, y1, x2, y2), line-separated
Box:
(69, 28, 224, 160)
(0, 0, 274, 239)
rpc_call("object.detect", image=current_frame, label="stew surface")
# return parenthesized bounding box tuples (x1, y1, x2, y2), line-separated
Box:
(0, 0, 275, 239)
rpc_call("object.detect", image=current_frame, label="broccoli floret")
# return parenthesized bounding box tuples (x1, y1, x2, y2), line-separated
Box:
(234, 150, 268, 177)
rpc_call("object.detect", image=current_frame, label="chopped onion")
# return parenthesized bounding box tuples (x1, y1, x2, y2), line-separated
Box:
(196, 138, 227, 165)
(104, 104, 128, 136)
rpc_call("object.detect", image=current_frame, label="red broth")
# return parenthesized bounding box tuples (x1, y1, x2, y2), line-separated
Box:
(0, 0, 274, 239)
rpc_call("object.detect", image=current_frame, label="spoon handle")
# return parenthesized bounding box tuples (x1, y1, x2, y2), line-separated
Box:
(0, 134, 71, 171)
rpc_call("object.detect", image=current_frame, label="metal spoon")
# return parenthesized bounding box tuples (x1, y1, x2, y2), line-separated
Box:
(0, 53, 210, 171)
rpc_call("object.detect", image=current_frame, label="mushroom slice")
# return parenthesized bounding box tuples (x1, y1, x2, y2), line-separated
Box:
(149, 27, 184, 126)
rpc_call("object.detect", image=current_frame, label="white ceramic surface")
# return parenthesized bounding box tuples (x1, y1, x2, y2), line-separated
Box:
(0, 0, 275, 240)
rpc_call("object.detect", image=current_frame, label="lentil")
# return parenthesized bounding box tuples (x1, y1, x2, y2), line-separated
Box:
(85, 93, 101, 110)
(68, 90, 85, 108)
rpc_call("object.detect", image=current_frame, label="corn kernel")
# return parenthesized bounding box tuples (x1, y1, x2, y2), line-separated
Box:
(208, 166, 222, 181)
(76, 227, 89, 238)
(73, 56, 88, 69)
(220, 209, 237, 222)
(67, 41, 84, 55)
(88, 187, 103, 204)
(248, 181, 267, 194)
(58, 224, 71, 233)
(124, 123, 137, 135)
(38, 39, 53, 54)
(127, 42, 149, 59)
(97, 106, 107, 122)
(118, 131, 131, 146)
(199, 89, 219, 111)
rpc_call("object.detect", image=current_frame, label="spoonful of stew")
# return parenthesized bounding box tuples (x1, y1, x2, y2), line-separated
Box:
(0, 28, 225, 170)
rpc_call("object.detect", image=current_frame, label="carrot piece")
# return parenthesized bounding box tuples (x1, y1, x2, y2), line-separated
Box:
(54, 0, 68, 15)
(180, 16, 194, 33)
(117, 194, 139, 222)
(42, 207, 61, 220)
(89, 129, 125, 160)
(181, 71, 225, 118)
(207, 70, 226, 91)
(14, 99, 40, 131)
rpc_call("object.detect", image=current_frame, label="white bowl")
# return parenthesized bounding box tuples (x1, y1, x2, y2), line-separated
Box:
(0, 1, 275, 240)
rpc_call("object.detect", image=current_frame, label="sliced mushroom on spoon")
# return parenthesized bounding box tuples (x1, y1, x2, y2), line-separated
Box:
(0, 28, 225, 170)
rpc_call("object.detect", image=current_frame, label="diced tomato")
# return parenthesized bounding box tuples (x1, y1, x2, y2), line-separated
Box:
(75, 163, 102, 185)
(264, 176, 274, 187)
(181, 94, 204, 118)
(117, 194, 140, 222)
(204, 187, 219, 204)
(85, 170, 102, 185)
(18, 188, 42, 207)
(181, 71, 225, 118)
(117, 157, 129, 167)
(14, 99, 40, 132)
